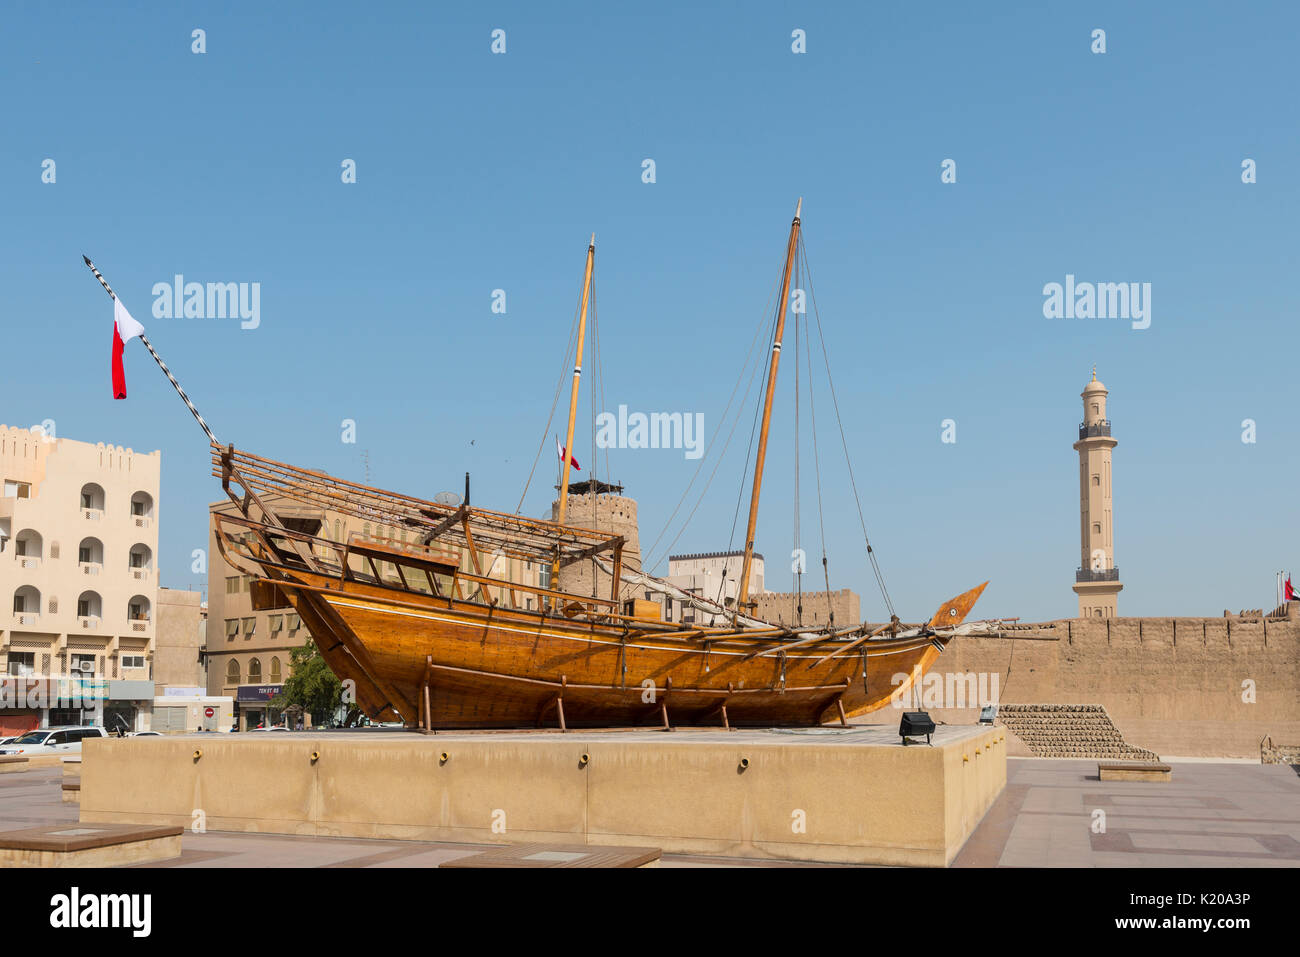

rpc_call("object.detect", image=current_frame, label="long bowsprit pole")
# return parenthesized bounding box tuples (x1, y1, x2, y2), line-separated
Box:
(82, 255, 220, 448)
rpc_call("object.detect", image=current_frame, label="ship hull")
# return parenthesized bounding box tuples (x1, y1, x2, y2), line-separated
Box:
(274, 569, 945, 729)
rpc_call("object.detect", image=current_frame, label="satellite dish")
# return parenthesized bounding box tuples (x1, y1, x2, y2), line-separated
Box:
(433, 491, 462, 507)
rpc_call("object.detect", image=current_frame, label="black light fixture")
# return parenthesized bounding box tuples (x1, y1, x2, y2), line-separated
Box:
(899, 711, 935, 746)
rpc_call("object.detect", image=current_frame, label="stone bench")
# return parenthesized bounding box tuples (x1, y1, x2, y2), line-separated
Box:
(0, 824, 183, 867)
(0, 757, 30, 774)
(1098, 762, 1172, 782)
(441, 843, 661, 868)
(61, 779, 80, 804)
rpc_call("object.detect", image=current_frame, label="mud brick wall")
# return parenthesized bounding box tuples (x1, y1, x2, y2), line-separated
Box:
(916, 616, 1299, 758)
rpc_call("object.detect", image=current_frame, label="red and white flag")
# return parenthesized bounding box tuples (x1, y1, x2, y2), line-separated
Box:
(1287, 575, 1295, 603)
(556, 437, 580, 471)
(111, 297, 145, 399)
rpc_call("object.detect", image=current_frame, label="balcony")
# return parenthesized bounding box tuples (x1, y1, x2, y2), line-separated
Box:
(82, 508, 104, 521)
(78, 616, 101, 630)
(130, 568, 151, 581)
(132, 515, 152, 529)
(80, 562, 102, 576)
(1078, 421, 1112, 440)
(14, 612, 40, 626)
(131, 620, 149, 632)
(15, 556, 40, 570)
(1076, 566, 1121, 582)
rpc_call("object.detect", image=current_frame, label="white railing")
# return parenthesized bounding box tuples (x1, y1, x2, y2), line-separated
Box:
(17, 557, 40, 569)
(81, 562, 102, 576)
(78, 616, 100, 630)
(133, 516, 151, 528)
(130, 568, 150, 580)
(14, 613, 39, 625)
(83, 508, 103, 520)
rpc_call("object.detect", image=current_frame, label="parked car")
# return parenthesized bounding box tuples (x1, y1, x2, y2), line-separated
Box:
(0, 726, 109, 755)
(0, 736, 19, 747)
(127, 731, 162, 737)
(248, 726, 290, 732)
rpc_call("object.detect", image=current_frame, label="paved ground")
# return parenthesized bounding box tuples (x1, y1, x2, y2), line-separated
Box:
(954, 758, 1300, 867)
(3, 756, 1296, 867)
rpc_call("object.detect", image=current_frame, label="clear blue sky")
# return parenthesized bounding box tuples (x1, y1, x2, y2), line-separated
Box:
(2, 1, 1295, 621)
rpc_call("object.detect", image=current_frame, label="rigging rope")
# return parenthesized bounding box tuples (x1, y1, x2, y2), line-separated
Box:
(800, 235, 896, 620)
(641, 265, 783, 567)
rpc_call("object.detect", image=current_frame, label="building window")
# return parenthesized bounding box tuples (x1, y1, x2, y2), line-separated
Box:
(6, 652, 35, 676)
(242, 617, 256, 637)
(226, 660, 240, 684)
(270, 656, 281, 682)
(226, 576, 240, 594)
(1092, 475, 1100, 486)
(224, 618, 239, 638)
(287, 613, 301, 632)
(5, 480, 32, 499)
(121, 655, 145, 670)
(248, 658, 262, 683)
(1092, 523, 1101, 534)
(269, 614, 283, 633)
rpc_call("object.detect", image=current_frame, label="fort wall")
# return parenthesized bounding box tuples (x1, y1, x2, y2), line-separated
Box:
(911, 612, 1299, 758)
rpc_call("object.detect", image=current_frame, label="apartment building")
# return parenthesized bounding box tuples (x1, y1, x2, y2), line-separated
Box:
(0, 425, 160, 734)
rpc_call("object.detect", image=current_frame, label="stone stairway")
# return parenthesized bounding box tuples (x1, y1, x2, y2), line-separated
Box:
(996, 704, 1160, 762)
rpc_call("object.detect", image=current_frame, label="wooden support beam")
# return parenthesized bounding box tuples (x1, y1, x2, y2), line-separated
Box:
(560, 534, 625, 569)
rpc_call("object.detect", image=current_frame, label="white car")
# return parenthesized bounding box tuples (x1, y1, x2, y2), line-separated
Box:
(0, 726, 108, 755)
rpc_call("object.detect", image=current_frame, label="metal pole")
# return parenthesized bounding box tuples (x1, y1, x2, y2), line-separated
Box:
(83, 256, 220, 447)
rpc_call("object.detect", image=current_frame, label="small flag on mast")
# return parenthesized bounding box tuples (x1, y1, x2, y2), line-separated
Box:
(556, 436, 580, 471)
(111, 297, 145, 399)
(1287, 575, 1295, 603)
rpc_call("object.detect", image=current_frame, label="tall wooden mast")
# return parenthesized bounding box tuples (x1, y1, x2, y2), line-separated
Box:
(551, 234, 596, 574)
(736, 199, 801, 613)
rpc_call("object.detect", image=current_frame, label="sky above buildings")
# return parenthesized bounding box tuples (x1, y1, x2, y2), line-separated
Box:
(1, 2, 1296, 621)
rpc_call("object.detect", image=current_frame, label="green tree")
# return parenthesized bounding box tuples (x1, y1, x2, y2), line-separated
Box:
(270, 641, 343, 727)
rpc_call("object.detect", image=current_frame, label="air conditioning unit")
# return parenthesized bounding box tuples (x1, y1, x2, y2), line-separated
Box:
(75, 660, 95, 674)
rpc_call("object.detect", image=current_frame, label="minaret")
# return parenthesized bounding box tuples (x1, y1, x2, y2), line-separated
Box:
(1072, 368, 1122, 617)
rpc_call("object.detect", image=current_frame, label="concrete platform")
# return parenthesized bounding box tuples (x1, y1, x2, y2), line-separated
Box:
(79, 724, 1005, 866)
(0, 757, 30, 774)
(0, 822, 182, 867)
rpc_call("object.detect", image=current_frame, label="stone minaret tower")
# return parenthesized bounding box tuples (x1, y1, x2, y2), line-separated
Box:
(1072, 369, 1122, 617)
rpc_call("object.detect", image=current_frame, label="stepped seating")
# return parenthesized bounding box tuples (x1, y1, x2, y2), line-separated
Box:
(997, 704, 1160, 762)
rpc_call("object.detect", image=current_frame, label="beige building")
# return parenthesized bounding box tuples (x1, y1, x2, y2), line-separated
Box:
(0, 425, 160, 733)
(1072, 372, 1123, 617)
(663, 551, 763, 625)
(155, 587, 205, 689)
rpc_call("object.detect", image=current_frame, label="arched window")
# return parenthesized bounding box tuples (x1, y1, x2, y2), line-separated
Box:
(248, 657, 262, 683)
(127, 595, 151, 622)
(80, 482, 105, 514)
(129, 491, 154, 526)
(12, 585, 41, 616)
(270, 656, 281, 682)
(78, 537, 104, 569)
(226, 659, 241, 684)
(77, 590, 103, 620)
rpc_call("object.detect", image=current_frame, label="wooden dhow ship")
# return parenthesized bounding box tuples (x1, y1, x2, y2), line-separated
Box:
(92, 201, 993, 730)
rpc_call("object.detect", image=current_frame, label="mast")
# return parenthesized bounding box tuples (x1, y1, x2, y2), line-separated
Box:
(550, 235, 596, 583)
(736, 198, 801, 613)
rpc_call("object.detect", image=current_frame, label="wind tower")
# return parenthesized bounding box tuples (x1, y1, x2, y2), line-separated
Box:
(1072, 368, 1122, 617)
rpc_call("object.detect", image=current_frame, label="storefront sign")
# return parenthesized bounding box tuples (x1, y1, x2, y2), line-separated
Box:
(236, 685, 284, 703)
